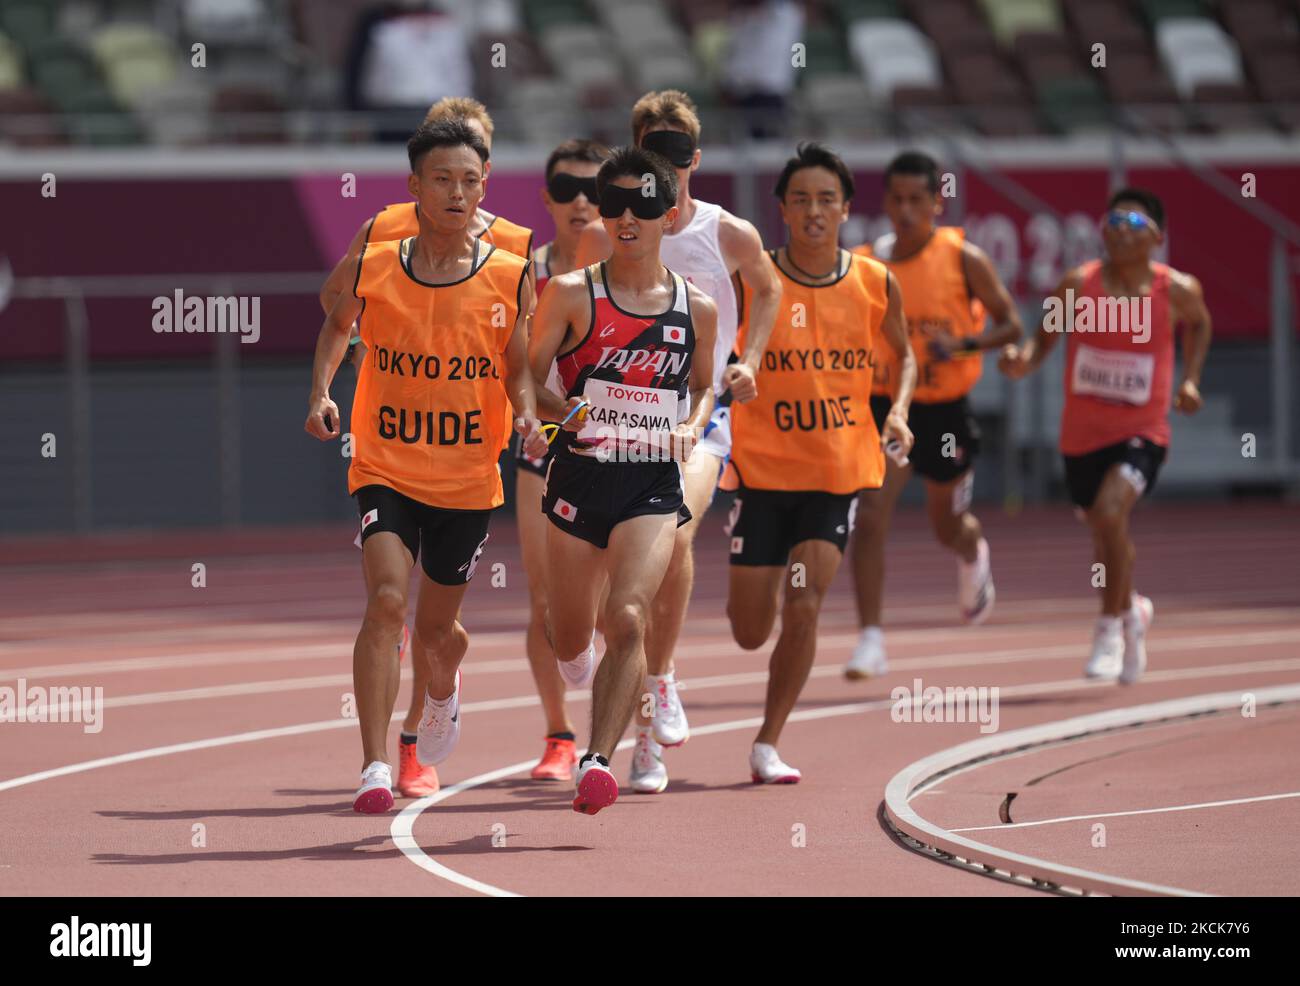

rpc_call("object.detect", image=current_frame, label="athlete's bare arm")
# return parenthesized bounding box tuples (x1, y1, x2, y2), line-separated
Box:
(320, 219, 370, 314)
(678, 284, 718, 460)
(528, 269, 589, 423)
(305, 257, 364, 440)
(959, 241, 1023, 351)
(320, 218, 372, 367)
(719, 210, 780, 402)
(879, 273, 915, 454)
(575, 220, 613, 268)
(503, 272, 548, 459)
(999, 265, 1086, 379)
(1168, 268, 1212, 414)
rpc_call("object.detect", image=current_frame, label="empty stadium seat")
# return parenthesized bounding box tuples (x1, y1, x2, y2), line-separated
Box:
(0, 85, 62, 144)
(1037, 76, 1112, 132)
(1063, 0, 1149, 54)
(89, 23, 178, 108)
(632, 44, 697, 91)
(133, 76, 214, 145)
(979, 0, 1063, 46)
(1155, 17, 1245, 98)
(183, 0, 277, 45)
(848, 18, 942, 104)
(1192, 81, 1275, 131)
(1220, 0, 1300, 54)
(799, 72, 878, 138)
(0, 0, 53, 49)
(0, 30, 22, 90)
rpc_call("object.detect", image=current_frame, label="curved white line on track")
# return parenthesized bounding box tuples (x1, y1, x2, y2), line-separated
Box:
(390, 664, 1300, 897)
(884, 683, 1300, 896)
(950, 790, 1300, 832)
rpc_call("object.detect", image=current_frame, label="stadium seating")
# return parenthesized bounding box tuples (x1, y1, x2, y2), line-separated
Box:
(1, 0, 1296, 145)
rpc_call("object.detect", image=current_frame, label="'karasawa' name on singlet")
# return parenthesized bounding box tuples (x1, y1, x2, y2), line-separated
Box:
(774, 397, 858, 432)
(595, 347, 688, 376)
(763, 347, 874, 372)
(370, 345, 500, 381)
(377, 406, 485, 445)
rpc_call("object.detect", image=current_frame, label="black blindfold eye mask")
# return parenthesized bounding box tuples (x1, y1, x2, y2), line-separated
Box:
(598, 182, 670, 220)
(547, 172, 599, 203)
(640, 130, 695, 168)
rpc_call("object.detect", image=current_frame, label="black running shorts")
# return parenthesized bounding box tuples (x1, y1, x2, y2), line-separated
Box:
(354, 484, 493, 585)
(726, 487, 858, 566)
(871, 393, 981, 484)
(542, 456, 691, 549)
(1062, 437, 1167, 510)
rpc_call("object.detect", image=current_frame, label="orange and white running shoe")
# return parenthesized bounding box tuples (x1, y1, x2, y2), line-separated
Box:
(530, 736, 577, 781)
(398, 741, 440, 797)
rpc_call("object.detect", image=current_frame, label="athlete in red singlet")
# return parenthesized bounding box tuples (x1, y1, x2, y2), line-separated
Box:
(529, 146, 718, 815)
(999, 187, 1212, 684)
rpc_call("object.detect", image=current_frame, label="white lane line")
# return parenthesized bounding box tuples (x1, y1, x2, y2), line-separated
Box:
(11, 632, 1300, 715)
(8, 621, 1300, 706)
(951, 791, 1300, 832)
(389, 661, 1300, 898)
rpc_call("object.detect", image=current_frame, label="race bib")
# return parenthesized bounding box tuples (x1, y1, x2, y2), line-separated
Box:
(576, 379, 686, 458)
(1070, 344, 1154, 406)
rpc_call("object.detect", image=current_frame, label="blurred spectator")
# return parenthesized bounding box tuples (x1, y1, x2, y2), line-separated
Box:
(721, 0, 804, 139)
(343, 0, 472, 140)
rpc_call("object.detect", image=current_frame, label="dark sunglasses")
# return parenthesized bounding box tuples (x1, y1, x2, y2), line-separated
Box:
(598, 182, 670, 220)
(640, 129, 695, 168)
(1102, 209, 1160, 235)
(547, 172, 599, 204)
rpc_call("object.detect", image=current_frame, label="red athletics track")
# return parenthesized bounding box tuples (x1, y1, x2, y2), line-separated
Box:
(0, 502, 1297, 897)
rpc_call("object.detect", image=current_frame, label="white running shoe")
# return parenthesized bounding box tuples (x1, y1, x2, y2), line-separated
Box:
(1120, 594, 1153, 685)
(630, 728, 668, 793)
(353, 761, 394, 814)
(749, 742, 801, 784)
(844, 626, 888, 679)
(416, 671, 461, 766)
(649, 672, 689, 747)
(573, 754, 618, 814)
(958, 538, 996, 625)
(557, 637, 597, 688)
(1084, 617, 1124, 680)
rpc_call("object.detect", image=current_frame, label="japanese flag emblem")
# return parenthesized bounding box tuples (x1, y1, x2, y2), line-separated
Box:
(663, 325, 685, 345)
(554, 498, 578, 522)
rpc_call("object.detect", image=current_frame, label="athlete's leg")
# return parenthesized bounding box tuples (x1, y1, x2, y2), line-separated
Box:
(411, 576, 472, 701)
(1086, 464, 1141, 617)
(588, 513, 678, 760)
(401, 631, 434, 734)
(356, 532, 414, 768)
(924, 473, 981, 563)
(726, 564, 785, 651)
(635, 449, 720, 736)
(756, 539, 842, 745)
(644, 449, 721, 675)
(849, 459, 910, 628)
(518, 469, 572, 735)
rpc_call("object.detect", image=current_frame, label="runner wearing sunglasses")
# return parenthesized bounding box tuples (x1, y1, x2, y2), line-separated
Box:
(528, 145, 718, 814)
(999, 187, 1213, 684)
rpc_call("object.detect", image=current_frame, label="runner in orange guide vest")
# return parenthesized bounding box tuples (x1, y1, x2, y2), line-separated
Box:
(305, 120, 547, 813)
(727, 143, 915, 783)
(845, 151, 1023, 680)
